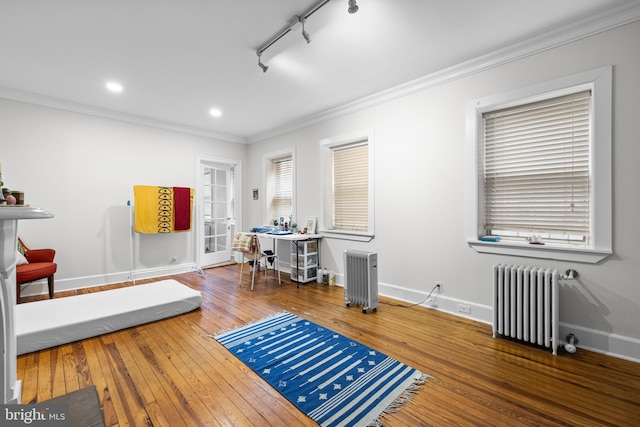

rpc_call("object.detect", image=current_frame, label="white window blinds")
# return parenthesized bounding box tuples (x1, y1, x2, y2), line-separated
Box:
(333, 142, 368, 231)
(482, 90, 591, 243)
(271, 156, 292, 220)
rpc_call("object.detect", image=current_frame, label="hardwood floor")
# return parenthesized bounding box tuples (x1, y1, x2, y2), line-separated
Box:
(18, 265, 640, 426)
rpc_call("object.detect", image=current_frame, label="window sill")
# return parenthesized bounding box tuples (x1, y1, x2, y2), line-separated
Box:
(468, 240, 611, 264)
(319, 229, 374, 242)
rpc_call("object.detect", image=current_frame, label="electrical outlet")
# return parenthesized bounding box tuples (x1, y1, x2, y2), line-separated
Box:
(458, 304, 471, 314)
(435, 281, 443, 293)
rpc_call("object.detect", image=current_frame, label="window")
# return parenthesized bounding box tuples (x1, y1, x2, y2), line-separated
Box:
(321, 130, 375, 241)
(271, 156, 292, 220)
(466, 67, 612, 263)
(483, 91, 591, 244)
(264, 149, 295, 225)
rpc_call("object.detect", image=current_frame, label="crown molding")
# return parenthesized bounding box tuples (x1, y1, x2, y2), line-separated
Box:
(247, 2, 640, 143)
(0, 87, 247, 144)
(2, 2, 639, 145)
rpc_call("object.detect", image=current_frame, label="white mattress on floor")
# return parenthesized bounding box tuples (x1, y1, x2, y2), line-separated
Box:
(16, 279, 202, 355)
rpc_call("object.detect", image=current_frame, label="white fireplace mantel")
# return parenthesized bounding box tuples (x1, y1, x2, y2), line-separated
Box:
(0, 206, 54, 404)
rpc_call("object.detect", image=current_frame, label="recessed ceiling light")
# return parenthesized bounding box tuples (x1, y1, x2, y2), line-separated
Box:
(106, 82, 123, 93)
(209, 108, 222, 118)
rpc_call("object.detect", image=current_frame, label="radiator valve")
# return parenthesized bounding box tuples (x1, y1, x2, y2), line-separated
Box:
(564, 334, 578, 353)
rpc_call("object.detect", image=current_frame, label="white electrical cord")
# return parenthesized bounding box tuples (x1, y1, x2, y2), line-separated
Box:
(382, 283, 440, 308)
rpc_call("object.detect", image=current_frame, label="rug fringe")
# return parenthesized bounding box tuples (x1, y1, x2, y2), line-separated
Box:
(370, 373, 434, 426)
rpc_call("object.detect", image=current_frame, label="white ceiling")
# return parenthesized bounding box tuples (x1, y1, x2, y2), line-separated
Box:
(1, 0, 639, 143)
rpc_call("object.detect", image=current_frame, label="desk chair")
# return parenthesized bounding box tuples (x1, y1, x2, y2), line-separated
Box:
(232, 232, 281, 290)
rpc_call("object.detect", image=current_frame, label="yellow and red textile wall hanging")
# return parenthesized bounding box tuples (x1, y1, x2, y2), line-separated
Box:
(133, 185, 194, 234)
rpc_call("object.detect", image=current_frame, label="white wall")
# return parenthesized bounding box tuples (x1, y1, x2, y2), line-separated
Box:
(1, 21, 638, 362)
(246, 21, 640, 362)
(1, 99, 246, 289)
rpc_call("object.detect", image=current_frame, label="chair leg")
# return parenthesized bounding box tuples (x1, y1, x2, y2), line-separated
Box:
(48, 275, 55, 299)
(251, 260, 257, 291)
(239, 257, 244, 285)
(16, 283, 21, 304)
(265, 255, 281, 284)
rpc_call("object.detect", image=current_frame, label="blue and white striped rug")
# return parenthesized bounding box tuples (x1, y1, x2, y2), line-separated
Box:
(212, 311, 428, 427)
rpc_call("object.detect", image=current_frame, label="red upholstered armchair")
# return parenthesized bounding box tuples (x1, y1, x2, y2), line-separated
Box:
(16, 237, 57, 304)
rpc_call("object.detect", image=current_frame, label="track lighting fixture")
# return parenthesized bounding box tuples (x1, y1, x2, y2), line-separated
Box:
(348, 0, 359, 14)
(300, 17, 311, 44)
(257, 52, 268, 73)
(255, 0, 359, 72)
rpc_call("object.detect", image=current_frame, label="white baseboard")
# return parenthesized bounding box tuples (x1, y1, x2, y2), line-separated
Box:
(22, 268, 640, 363)
(18, 263, 198, 297)
(558, 323, 640, 364)
(376, 279, 640, 364)
(377, 281, 492, 325)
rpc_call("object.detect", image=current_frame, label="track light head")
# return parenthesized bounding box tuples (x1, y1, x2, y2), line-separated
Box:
(302, 29, 311, 44)
(348, 0, 359, 14)
(299, 17, 311, 44)
(256, 51, 268, 73)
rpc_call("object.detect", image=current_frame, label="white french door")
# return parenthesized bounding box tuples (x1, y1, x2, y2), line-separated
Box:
(197, 157, 239, 268)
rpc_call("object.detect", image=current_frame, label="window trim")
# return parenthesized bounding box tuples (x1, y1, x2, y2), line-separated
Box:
(263, 147, 296, 226)
(465, 66, 612, 263)
(320, 129, 375, 242)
